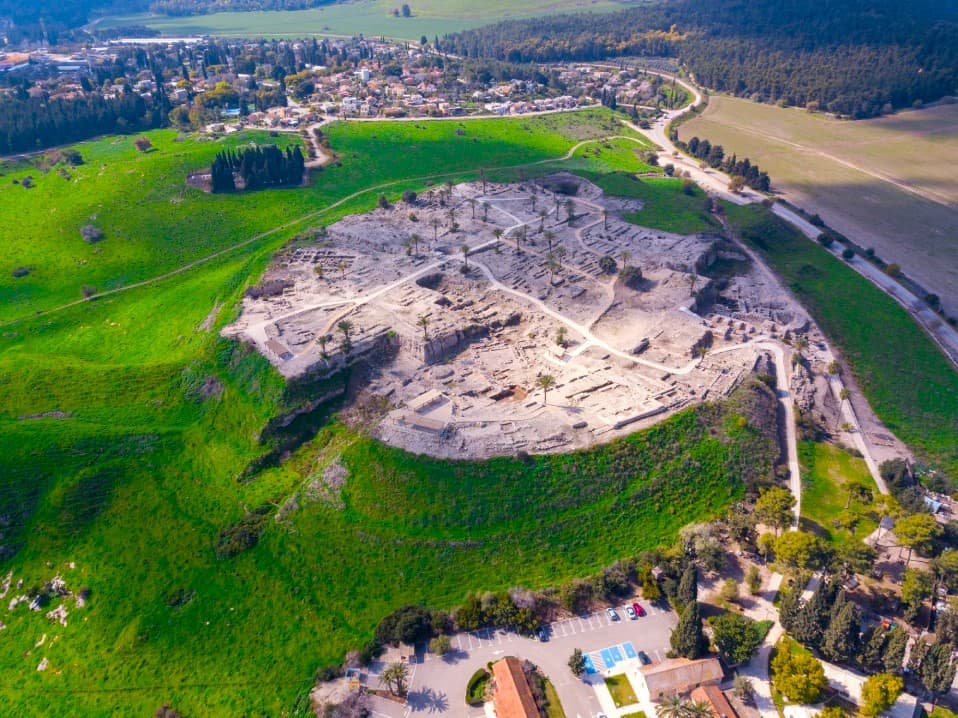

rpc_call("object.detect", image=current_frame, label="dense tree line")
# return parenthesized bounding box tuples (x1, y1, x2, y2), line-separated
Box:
(0, 93, 165, 155)
(677, 136, 771, 191)
(150, 0, 335, 14)
(442, 0, 958, 118)
(210, 144, 305, 193)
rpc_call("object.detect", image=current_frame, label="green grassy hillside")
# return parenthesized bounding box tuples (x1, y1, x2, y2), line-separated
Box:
(0, 110, 761, 716)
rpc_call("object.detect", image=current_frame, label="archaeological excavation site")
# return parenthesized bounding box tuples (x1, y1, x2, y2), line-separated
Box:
(224, 174, 812, 458)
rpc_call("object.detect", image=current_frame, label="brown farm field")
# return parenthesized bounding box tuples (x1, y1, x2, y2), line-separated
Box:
(680, 96, 958, 304)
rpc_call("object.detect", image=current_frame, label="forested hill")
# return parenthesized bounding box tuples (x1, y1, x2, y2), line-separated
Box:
(442, 0, 958, 118)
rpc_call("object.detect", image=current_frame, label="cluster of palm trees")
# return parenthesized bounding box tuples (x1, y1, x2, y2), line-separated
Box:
(378, 661, 410, 696)
(656, 694, 714, 718)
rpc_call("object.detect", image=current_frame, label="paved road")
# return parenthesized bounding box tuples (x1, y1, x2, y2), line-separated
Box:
(369, 605, 676, 718)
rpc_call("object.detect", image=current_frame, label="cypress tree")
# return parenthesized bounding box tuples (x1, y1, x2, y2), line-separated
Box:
(882, 628, 908, 674)
(920, 643, 957, 700)
(778, 588, 802, 632)
(670, 601, 706, 659)
(677, 564, 698, 608)
(860, 627, 888, 673)
(821, 600, 861, 664)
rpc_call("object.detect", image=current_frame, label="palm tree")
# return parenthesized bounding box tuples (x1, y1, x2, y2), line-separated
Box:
(444, 179, 454, 201)
(402, 237, 413, 256)
(530, 193, 538, 212)
(379, 661, 410, 696)
(544, 230, 556, 253)
(337, 320, 353, 353)
(536, 374, 556, 405)
(410, 233, 422, 256)
(539, 209, 547, 232)
(316, 334, 329, 359)
(493, 228, 503, 252)
(430, 216, 442, 243)
(564, 198, 575, 222)
(657, 694, 687, 718)
(479, 168, 487, 194)
(514, 226, 525, 255)
(447, 207, 457, 230)
(619, 249, 632, 267)
(469, 197, 477, 219)
(603, 208, 609, 230)
(481, 201, 489, 222)
(336, 260, 347, 279)
(417, 314, 430, 341)
(546, 252, 560, 284)
(688, 272, 698, 296)
(685, 701, 713, 718)
(461, 244, 470, 270)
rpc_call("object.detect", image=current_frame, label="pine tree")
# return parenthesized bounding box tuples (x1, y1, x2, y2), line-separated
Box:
(821, 600, 861, 664)
(670, 601, 706, 659)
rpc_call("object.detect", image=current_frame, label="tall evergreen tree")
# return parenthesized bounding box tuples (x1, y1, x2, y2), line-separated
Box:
(670, 601, 706, 659)
(677, 564, 698, 608)
(920, 642, 957, 702)
(821, 600, 861, 664)
(860, 627, 888, 673)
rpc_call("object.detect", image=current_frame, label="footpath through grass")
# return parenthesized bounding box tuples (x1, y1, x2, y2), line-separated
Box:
(799, 441, 878, 545)
(725, 203, 958, 477)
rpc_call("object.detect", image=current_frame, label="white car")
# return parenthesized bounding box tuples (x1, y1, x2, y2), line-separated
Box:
(626, 605, 638, 620)
(606, 607, 618, 621)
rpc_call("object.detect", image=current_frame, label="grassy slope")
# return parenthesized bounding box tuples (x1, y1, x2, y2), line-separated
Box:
(725, 203, 958, 476)
(799, 441, 878, 545)
(0, 111, 759, 716)
(584, 171, 721, 234)
(98, 0, 630, 40)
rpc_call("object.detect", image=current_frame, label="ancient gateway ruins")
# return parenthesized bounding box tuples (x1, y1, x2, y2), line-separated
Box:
(225, 174, 809, 458)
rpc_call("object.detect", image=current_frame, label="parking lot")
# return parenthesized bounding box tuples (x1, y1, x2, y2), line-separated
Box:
(367, 602, 677, 718)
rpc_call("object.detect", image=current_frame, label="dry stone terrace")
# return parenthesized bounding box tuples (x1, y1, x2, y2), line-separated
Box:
(224, 174, 809, 458)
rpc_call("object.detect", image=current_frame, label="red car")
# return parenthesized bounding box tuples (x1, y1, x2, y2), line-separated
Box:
(632, 602, 646, 617)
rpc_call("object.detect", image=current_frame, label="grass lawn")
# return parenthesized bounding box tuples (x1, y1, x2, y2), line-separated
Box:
(800, 441, 879, 545)
(606, 674, 640, 707)
(0, 113, 778, 716)
(581, 171, 721, 234)
(543, 677, 567, 718)
(98, 0, 629, 40)
(725, 202, 958, 476)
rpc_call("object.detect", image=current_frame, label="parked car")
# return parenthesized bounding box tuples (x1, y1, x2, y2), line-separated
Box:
(632, 602, 646, 617)
(606, 607, 618, 621)
(638, 651, 652, 665)
(538, 627, 549, 642)
(626, 605, 637, 620)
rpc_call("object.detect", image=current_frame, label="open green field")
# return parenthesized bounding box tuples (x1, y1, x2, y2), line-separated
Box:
(99, 0, 634, 40)
(725, 203, 958, 477)
(799, 441, 878, 545)
(0, 110, 765, 716)
(681, 96, 958, 303)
